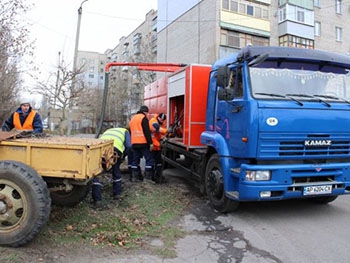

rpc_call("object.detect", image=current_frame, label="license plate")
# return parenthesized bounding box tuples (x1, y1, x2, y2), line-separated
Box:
(303, 185, 332, 196)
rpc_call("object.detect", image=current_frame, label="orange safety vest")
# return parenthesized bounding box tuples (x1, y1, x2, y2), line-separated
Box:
(13, 110, 36, 131)
(149, 115, 167, 151)
(129, 113, 147, 145)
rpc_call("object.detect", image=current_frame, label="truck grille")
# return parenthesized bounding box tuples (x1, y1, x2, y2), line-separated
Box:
(259, 134, 350, 159)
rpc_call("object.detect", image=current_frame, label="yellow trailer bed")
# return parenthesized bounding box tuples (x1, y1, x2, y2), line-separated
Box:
(0, 134, 115, 247)
(0, 136, 114, 180)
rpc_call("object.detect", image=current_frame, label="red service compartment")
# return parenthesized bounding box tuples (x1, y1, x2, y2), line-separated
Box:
(144, 64, 211, 149)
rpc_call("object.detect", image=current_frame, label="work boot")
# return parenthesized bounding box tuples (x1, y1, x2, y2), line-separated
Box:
(144, 170, 153, 181)
(92, 201, 109, 211)
(138, 172, 144, 182)
(130, 170, 137, 182)
(154, 173, 166, 184)
(111, 195, 122, 202)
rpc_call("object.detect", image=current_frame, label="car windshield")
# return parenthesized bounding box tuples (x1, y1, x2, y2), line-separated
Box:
(250, 67, 350, 102)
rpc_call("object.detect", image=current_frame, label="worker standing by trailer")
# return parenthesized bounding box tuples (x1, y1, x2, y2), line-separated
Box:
(129, 105, 154, 182)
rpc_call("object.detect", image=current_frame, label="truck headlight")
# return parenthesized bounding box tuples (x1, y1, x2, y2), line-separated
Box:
(245, 170, 271, 181)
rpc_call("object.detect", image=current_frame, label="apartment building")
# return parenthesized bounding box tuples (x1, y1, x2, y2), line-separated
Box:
(76, 0, 349, 130)
(157, 0, 350, 64)
(104, 9, 158, 125)
(76, 51, 108, 90)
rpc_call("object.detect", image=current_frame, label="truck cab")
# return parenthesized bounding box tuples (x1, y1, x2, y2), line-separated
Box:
(201, 46, 350, 211)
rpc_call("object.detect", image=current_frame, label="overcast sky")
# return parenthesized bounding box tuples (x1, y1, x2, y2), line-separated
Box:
(26, 0, 157, 77)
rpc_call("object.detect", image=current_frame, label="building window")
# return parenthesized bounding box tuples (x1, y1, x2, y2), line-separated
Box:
(314, 0, 320, 7)
(230, 0, 238, 12)
(242, 34, 269, 47)
(314, 21, 321, 36)
(222, 0, 229, 9)
(336, 27, 342, 41)
(278, 4, 313, 25)
(89, 74, 94, 78)
(133, 33, 142, 45)
(222, 0, 269, 19)
(255, 7, 262, 18)
(221, 29, 269, 48)
(279, 8, 286, 22)
(247, 5, 254, 16)
(279, 35, 314, 49)
(297, 9, 305, 23)
(336, 0, 342, 14)
(221, 30, 240, 47)
(262, 9, 269, 19)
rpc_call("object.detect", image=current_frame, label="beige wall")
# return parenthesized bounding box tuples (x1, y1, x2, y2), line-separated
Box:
(157, 0, 219, 65)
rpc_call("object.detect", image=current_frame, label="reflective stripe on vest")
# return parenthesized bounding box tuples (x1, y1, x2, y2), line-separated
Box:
(100, 128, 126, 152)
(130, 113, 147, 144)
(13, 110, 36, 131)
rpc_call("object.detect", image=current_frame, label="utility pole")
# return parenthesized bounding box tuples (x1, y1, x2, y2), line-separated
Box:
(68, 0, 88, 135)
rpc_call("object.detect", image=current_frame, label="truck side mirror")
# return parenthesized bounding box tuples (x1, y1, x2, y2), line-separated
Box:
(218, 88, 234, 101)
(216, 66, 230, 87)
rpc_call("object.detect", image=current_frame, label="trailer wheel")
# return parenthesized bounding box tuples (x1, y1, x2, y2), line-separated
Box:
(0, 161, 51, 247)
(49, 184, 89, 207)
(309, 195, 338, 204)
(205, 154, 239, 213)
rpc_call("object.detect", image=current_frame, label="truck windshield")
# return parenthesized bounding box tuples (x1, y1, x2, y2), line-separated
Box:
(250, 67, 350, 102)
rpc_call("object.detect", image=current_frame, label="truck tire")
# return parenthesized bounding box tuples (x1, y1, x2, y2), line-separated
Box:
(0, 161, 51, 247)
(205, 154, 239, 213)
(309, 195, 338, 204)
(49, 184, 89, 207)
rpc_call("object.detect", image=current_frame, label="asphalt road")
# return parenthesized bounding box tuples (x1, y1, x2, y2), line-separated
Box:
(116, 168, 350, 263)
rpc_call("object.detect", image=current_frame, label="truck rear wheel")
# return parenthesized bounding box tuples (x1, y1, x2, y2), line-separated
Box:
(0, 161, 51, 247)
(49, 184, 89, 207)
(205, 154, 239, 213)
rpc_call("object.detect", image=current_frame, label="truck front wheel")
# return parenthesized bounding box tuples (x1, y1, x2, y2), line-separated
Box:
(309, 195, 338, 204)
(0, 161, 51, 247)
(205, 154, 239, 213)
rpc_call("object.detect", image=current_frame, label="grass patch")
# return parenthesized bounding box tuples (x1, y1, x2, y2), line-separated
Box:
(35, 179, 192, 256)
(0, 247, 21, 263)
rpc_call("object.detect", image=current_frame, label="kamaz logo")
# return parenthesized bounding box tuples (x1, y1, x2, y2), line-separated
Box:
(304, 140, 332, 147)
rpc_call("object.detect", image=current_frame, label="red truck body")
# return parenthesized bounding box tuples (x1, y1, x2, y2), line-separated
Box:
(143, 64, 211, 148)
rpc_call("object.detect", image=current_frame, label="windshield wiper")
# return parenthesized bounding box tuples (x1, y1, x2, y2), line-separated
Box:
(286, 93, 331, 107)
(255, 93, 303, 106)
(313, 94, 350, 105)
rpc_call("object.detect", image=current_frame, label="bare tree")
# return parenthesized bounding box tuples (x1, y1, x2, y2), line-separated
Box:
(0, 0, 34, 124)
(35, 58, 86, 135)
(75, 87, 103, 134)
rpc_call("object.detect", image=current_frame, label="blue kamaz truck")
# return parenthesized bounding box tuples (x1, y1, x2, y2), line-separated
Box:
(156, 46, 350, 212)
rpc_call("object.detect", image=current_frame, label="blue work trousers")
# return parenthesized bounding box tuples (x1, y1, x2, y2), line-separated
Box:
(131, 146, 154, 173)
(92, 148, 123, 201)
(112, 149, 123, 196)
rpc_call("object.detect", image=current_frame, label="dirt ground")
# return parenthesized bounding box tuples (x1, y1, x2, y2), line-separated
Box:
(0, 169, 204, 263)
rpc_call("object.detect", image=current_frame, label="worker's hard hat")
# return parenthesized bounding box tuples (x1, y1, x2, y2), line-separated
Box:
(157, 113, 166, 122)
(139, 105, 149, 113)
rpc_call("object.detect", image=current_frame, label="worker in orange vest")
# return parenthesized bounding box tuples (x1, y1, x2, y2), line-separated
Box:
(149, 113, 167, 183)
(2, 99, 43, 133)
(129, 105, 154, 182)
